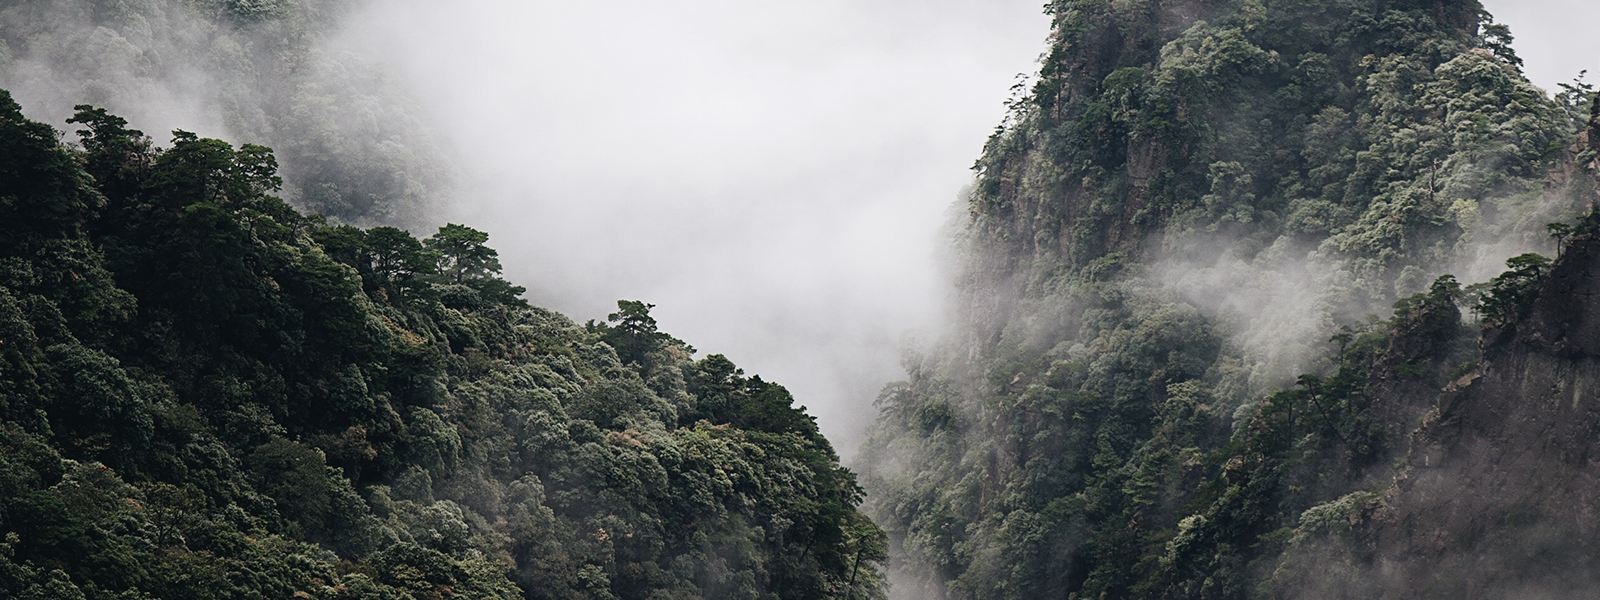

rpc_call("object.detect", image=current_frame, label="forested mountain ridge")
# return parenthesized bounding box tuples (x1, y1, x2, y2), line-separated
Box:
(0, 94, 886, 599)
(859, 0, 1600, 598)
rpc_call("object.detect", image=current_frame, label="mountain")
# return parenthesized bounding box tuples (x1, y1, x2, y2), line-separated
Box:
(8, 1, 1600, 598)
(0, 96, 886, 600)
(857, 0, 1600, 598)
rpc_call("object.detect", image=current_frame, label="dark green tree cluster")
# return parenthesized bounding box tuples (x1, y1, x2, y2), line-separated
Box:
(586, 301, 686, 367)
(1468, 252, 1550, 325)
(969, 0, 1570, 294)
(0, 93, 884, 600)
(860, 1, 1595, 598)
(866, 272, 1472, 599)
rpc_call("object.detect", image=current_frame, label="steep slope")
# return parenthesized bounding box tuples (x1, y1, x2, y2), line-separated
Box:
(1386, 230, 1600, 597)
(0, 95, 885, 600)
(1273, 163, 1600, 597)
(859, 0, 1597, 598)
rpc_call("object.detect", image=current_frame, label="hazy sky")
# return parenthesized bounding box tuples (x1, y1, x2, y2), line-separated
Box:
(341, 0, 1052, 456)
(1481, 0, 1600, 93)
(336, 1, 1600, 458)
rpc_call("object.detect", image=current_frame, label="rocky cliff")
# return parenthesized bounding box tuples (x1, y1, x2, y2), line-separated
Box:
(1270, 102, 1600, 599)
(1274, 237, 1600, 599)
(860, 1, 1600, 598)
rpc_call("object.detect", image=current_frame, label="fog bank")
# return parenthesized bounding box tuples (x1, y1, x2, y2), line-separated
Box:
(336, 0, 1051, 456)
(332, 0, 1600, 457)
(7, 0, 1595, 461)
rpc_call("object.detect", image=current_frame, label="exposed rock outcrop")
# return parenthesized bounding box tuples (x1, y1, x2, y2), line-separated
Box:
(1278, 234, 1600, 599)
(1378, 233, 1600, 597)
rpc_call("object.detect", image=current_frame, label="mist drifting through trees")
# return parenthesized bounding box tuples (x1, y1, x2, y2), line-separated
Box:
(4, 0, 1596, 457)
(4, 1, 1600, 599)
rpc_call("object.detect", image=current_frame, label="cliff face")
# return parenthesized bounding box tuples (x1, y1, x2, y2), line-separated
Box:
(1268, 234, 1600, 599)
(861, 1, 1599, 598)
(1269, 113, 1600, 598)
(1390, 237, 1600, 597)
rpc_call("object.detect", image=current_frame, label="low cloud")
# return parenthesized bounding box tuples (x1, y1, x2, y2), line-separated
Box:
(336, 0, 1052, 456)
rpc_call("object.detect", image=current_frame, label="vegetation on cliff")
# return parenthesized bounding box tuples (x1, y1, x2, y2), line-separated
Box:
(859, 0, 1599, 597)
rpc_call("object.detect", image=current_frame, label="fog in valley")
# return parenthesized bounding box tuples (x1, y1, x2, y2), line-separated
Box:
(5, 0, 1598, 460)
(341, 0, 1600, 456)
(333, 0, 1051, 456)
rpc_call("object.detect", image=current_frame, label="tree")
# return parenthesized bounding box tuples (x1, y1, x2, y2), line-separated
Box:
(0, 92, 103, 250)
(145, 131, 282, 207)
(66, 105, 153, 201)
(590, 300, 686, 366)
(1480, 22, 1523, 70)
(1329, 326, 1355, 367)
(424, 223, 525, 306)
(367, 227, 438, 302)
(1556, 71, 1596, 132)
(1477, 253, 1552, 325)
(247, 438, 333, 522)
(1, 96, 882, 600)
(1548, 222, 1574, 258)
(137, 482, 203, 548)
(425, 223, 501, 284)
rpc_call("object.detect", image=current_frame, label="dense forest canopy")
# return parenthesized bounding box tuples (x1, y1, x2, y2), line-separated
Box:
(859, 0, 1600, 598)
(0, 95, 886, 599)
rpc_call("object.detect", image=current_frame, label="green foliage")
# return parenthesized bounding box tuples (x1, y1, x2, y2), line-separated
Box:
(0, 92, 102, 254)
(0, 100, 884, 600)
(1392, 274, 1464, 340)
(1547, 221, 1574, 256)
(1476, 252, 1551, 325)
(1478, 22, 1523, 70)
(685, 354, 821, 439)
(63, 106, 152, 201)
(974, 0, 1565, 292)
(426, 223, 498, 282)
(430, 224, 526, 307)
(586, 300, 687, 367)
(863, 1, 1585, 598)
(1555, 71, 1598, 133)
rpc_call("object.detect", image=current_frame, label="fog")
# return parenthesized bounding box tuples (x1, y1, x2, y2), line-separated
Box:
(333, 0, 1600, 457)
(333, 0, 1051, 456)
(4, 0, 1595, 461)
(1153, 2, 1600, 397)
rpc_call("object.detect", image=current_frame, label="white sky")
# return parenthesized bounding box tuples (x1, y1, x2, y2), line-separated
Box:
(340, 1, 1600, 459)
(343, 0, 1052, 456)
(1481, 0, 1600, 93)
